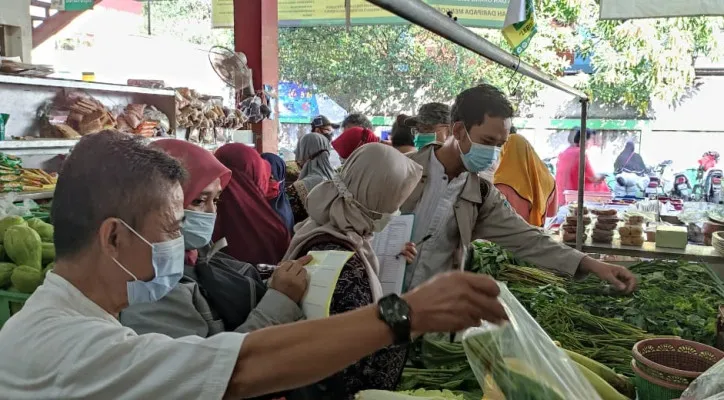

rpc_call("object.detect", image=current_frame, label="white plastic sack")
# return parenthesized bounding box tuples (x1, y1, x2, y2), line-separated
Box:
(681, 358, 724, 400)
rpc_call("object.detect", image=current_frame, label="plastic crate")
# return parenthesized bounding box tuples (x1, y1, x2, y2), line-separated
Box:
(0, 289, 30, 327)
(563, 190, 614, 205)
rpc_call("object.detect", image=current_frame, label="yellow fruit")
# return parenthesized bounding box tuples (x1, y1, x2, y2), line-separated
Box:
(572, 360, 629, 400)
(563, 349, 634, 398)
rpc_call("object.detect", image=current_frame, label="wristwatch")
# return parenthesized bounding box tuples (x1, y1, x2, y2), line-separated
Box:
(377, 293, 412, 345)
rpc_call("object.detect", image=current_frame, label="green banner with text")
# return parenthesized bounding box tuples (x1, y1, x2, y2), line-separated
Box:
(50, 0, 94, 11)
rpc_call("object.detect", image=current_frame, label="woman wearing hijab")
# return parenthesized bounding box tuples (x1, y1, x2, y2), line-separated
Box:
(284, 143, 422, 399)
(494, 134, 557, 227)
(613, 140, 648, 197)
(287, 133, 336, 224)
(331, 126, 380, 161)
(214, 143, 291, 265)
(261, 153, 295, 233)
(121, 139, 306, 342)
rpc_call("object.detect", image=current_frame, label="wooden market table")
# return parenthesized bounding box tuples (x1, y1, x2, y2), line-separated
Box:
(552, 235, 724, 263)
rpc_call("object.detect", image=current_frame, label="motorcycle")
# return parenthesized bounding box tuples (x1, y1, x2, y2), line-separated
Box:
(614, 172, 649, 198)
(670, 172, 692, 200)
(629, 160, 672, 198)
(692, 151, 721, 201)
(704, 168, 723, 204)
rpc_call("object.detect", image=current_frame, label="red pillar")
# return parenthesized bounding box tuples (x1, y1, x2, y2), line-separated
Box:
(234, 0, 278, 154)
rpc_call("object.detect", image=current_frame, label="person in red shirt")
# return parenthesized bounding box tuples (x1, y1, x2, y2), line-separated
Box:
(555, 128, 607, 206)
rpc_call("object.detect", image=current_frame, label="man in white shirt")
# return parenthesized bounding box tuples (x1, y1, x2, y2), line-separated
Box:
(0, 130, 508, 399)
(402, 84, 637, 293)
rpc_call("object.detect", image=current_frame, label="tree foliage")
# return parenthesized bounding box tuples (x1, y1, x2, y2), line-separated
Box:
(279, 0, 721, 115)
(145, 0, 721, 116)
(278, 20, 572, 114)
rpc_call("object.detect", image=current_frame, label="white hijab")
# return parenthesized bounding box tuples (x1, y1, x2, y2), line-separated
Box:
(284, 143, 423, 300)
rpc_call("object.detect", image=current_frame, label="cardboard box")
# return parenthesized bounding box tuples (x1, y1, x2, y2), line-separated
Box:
(656, 225, 688, 249)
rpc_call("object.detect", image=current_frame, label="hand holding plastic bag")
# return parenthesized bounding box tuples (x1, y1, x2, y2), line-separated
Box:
(462, 283, 601, 400)
(681, 358, 724, 400)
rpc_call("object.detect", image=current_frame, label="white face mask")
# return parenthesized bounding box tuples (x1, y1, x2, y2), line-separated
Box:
(373, 210, 401, 233)
(182, 210, 216, 250)
(112, 219, 185, 305)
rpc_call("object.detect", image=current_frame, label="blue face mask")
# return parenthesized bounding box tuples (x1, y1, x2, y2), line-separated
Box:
(112, 219, 185, 305)
(182, 210, 216, 250)
(459, 127, 501, 173)
(414, 132, 437, 150)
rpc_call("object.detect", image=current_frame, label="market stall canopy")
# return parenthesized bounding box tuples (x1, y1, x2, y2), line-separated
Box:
(600, 0, 724, 20)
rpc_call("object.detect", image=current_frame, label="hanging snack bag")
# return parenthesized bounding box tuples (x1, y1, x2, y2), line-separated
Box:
(0, 114, 8, 141)
(462, 284, 600, 400)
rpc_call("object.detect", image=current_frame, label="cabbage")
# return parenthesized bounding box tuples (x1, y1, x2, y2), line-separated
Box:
(27, 218, 54, 242)
(4, 226, 42, 270)
(41, 242, 55, 265)
(10, 265, 42, 294)
(0, 262, 15, 288)
(0, 216, 27, 243)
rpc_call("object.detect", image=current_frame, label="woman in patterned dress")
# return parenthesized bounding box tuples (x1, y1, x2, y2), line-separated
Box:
(283, 143, 422, 400)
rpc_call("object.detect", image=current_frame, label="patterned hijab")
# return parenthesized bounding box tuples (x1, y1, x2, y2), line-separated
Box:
(284, 143, 422, 301)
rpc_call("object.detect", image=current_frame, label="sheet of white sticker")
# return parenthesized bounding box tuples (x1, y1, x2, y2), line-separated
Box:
(301, 250, 354, 320)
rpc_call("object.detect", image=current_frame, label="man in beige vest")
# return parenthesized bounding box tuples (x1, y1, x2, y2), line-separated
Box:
(401, 84, 637, 293)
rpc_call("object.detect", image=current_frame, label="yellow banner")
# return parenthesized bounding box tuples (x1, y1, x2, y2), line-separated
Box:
(212, 0, 234, 28)
(212, 0, 508, 29)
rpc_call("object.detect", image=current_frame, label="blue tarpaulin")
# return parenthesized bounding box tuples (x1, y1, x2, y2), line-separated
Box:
(278, 81, 347, 124)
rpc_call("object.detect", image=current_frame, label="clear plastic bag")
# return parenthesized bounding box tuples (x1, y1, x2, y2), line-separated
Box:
(462, 283, 600, 400)
(680, 359, 724, 400)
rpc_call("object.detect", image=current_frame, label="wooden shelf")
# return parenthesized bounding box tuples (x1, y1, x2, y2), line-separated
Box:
(0, 74, 175, 97)
(0, 139, 79, 149)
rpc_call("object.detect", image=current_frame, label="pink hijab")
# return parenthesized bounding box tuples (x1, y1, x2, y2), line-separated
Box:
(153, 139, 231, 264)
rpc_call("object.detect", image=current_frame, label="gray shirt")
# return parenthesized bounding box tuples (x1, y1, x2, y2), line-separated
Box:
(121, 266, 304, 338)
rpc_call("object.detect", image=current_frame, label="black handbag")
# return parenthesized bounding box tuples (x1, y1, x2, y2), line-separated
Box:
(193, 247, 267, 331)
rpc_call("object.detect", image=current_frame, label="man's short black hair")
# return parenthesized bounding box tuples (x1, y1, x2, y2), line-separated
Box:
(450, 84, 514, 131)
(391, 114, 414, 148)
(573, 128, 595, 145)
(342, 113, 373, 130)
(52, 130, 187, 260)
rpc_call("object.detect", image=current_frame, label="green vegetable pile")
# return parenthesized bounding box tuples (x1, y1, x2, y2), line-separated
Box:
(400, 337, 481, 400)
(0, 216, 56, 315)
(466, 241, 724, 376)
(399, 242, 723, 397)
